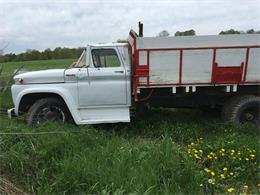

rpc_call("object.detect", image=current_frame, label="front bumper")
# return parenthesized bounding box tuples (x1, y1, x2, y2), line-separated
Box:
(7, 108, 16, 119)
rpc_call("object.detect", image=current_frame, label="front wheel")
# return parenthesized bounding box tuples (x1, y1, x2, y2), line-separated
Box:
(27, 98, 71, 125)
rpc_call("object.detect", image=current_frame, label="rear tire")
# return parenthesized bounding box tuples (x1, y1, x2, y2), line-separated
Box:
(27, 98, 71, 125)
(222, 95, 260, 127)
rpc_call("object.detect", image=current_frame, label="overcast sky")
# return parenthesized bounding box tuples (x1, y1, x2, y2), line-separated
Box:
(0, 0, 259, 54)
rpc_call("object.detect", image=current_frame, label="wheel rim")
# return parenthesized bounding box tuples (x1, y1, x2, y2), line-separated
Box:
(34, 106, 65, 124)
(239, 106, 259, 125)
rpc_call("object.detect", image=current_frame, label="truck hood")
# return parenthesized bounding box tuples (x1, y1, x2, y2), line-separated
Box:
(13, 69, 66, 84)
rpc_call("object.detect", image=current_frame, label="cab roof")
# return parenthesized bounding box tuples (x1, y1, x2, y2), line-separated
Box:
(88, 43, 128, 47)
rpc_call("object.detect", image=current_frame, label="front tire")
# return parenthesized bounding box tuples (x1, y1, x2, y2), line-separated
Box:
(27, 98, 71, 125)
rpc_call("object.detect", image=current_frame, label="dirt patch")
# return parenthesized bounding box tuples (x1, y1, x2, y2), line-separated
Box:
(0, 176, 28, 195)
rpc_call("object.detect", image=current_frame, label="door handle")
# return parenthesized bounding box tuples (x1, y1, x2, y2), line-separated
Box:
(114, 70, 124, 73)
(65, 74, 76, 77)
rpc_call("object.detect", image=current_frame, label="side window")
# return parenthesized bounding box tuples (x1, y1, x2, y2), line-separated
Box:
(92, 49, 121, 68)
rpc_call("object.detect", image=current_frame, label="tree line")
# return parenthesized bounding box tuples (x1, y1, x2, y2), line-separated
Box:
(1, 29, 259, 63)
(157, 28, 260, 37)
(0, 47, 84, 63)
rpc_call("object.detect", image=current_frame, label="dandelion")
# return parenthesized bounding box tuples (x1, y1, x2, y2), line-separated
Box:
(211, 171, 215, 176)
(191, 142, 195, 146)
(204, 168, 210, 173)
(220, 174, 225, 179)
(199, 149, 203, 153)
(208, 178, 215, 185)
(207, 154, 212, 159)
(194, 154, 201, 160)
(227, 187, 234, 193)
(220, 148, 225, 152)
(223, 167, 228, 171)
(250, 154, 255, 158)
(230, 172, 234, 176)
(245, 158, 249, 161)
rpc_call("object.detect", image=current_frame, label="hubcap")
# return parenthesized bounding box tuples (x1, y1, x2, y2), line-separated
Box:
(239, 107, 259, 125)
(35, 106, 65, 124)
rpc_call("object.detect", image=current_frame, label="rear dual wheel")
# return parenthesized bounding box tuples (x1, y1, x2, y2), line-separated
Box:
(222, 95, 260, 127)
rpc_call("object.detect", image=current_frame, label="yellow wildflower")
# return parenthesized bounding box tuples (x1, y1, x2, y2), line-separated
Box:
(223, 167, 228, 171)
(204, 168, 210, 173)
(207, 154, 212, 159)
(227, 187, 234, 193)
(211, 171, 215, 176)
(194, 154, 201, 160)
(220, 174, 225, 179)
(199, 149, 203, 153)
(250, 154, 255, 158)
(245, 158, 249, 161)
(258, 183, 260, 187)
(244, 185, 248, 189)
(230, 172, 234, 176)
(220, 148, 225, 152)
(231, 149, 235, 153)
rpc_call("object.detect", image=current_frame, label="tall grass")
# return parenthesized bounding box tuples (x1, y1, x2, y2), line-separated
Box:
(0, 109, 258, 194)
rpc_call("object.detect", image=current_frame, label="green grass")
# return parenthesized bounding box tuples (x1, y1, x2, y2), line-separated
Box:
(0, 59, 259, 194)
(0, 58, 75, 76)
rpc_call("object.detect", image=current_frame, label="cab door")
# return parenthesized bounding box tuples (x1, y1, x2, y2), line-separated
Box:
(77, 47, 127, 107)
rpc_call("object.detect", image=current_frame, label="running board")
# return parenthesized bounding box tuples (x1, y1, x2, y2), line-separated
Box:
(78, 107, 130, 124)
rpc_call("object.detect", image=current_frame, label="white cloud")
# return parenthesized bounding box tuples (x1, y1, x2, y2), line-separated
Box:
(0, 0, 259, 53)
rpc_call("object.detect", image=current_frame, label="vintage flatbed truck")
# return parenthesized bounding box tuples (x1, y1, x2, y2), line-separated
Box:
(8, 23, 260, 126)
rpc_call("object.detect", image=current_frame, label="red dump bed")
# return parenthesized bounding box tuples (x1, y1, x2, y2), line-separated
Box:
(128, 30, 260, 101)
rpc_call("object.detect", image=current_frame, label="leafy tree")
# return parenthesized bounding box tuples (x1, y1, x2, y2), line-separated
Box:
(246, 29, 260, 34)
(175, 29, 196, 36)
(157, 30, 170, 37)
(219, 29, 241, 35)
(219, 29, 260, 35)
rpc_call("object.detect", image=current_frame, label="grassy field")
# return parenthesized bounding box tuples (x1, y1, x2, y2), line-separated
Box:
(0, 59, 259, 194)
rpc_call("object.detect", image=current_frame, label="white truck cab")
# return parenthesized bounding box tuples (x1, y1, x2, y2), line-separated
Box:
(10, 43, 132, 124)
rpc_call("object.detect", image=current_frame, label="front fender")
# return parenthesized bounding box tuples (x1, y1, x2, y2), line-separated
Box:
(12, 84, 81, 124)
